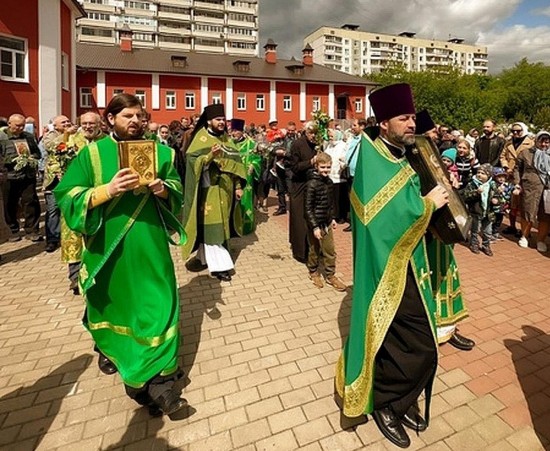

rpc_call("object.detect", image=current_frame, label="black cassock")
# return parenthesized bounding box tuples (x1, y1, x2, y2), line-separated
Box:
(289, 136, 317, 262)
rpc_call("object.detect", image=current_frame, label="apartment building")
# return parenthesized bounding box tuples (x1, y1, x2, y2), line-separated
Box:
(76, 0, 258, 56)
(305, 25, 488, 75)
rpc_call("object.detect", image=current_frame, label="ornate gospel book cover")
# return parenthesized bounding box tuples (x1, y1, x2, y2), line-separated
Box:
(118, 140, 157, 186)
(407, 136, 472, 244)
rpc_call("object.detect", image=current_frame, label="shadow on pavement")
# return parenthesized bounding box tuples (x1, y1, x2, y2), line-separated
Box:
(337, 290, 353, 347)
(0, 241, 46, 266)
(0, 354, 92, 449)
(178, 274, 223, 388)
(504, 325, 550, 449)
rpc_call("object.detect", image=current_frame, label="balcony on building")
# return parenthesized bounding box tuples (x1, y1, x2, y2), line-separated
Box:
(227, 1, 257, 14)
(156, 0, 192, 7)
(194, 12, 225, 25)
(78, 26, 116, 45)
(194, 38, 225, 53)
(158, 34, 192, 51)
(194, 0, 224, 11)
(78, 17, 113, 29)
(158, 20, 192, 36)
(227, 14, 256, 28)
(157, 5, 191, 21)
(80, 0, 116, 13)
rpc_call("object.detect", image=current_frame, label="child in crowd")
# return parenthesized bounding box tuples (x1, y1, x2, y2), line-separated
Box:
(304, 152, 347, 291)
(455, 138, 480, 188)
(462, 163, 497, 256)
(441, 148, 460, 189)
(491, 167, 514, 240)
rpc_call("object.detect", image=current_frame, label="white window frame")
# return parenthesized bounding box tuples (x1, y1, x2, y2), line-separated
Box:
(212, 92, 222, 104)
(354, 98, 363, 113)
(312, 96, 321, 112)
(256, 94, 265, 111)
(135, 90, 146, 108)
(80, 87, 93, 108)
(236, 93, 246, 111)
(166, 90, 176, 109)
(0, 34, 28, 83)
(185, 92, 195, 110)
(61, 52, 69, 91)
(283, 95, 292, 112)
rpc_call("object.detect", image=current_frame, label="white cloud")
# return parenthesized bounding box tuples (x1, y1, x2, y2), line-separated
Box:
(258, 0, 549, 73)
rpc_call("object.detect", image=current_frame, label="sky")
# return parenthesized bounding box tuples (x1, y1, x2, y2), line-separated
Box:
(258, 0, 550, 74)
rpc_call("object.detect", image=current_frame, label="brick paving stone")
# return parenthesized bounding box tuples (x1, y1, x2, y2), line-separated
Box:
(2, 198, 550, 450)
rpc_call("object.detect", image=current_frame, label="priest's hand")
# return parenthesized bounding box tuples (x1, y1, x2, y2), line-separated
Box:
(211, 144, 222, 157)
(148, 178, 168, 199)
(108, 168, 139, 196)
(235, 188, 243, 200)
(425, 184, 449, 210)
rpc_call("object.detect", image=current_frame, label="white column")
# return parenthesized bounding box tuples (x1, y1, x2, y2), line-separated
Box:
(269, 80, 277, 121)
(201, 76, 209, 111)
(38, 0, 61, 128)
(328, 84, 335, 120)
(70, 12, 77, 121)
(225, 78, 233, 119)
(97, 71, 106, 108)
(152, 73, 160, 110)
(365, 86, 372, 117)
(299, 82, 306, 122)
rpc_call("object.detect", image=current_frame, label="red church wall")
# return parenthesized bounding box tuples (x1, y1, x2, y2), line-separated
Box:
(232, 79, 270, 125)
(305, 84, 329, 120)
(76, 71, 98, 114)
(157, 75, 201, 123)
(106, 72, 152, 107)
(60, 2, 72, 118)
(275, 81, 300, 125)
(208, 78, 226, 106)
(0, 0, 39, 120)
(335, 84, 367, 120)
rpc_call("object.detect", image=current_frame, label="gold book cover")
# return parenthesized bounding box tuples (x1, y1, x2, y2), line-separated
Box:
(118, 140, 157, 186)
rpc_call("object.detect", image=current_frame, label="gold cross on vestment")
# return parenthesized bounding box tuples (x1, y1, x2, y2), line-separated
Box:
(419, 267, 432, 290)
(203, 203, 213, 216)
(452, 265, 459, 281)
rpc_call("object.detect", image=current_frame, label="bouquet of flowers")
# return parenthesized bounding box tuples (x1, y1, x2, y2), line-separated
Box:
(12, 141, 38, 172)
(311, 110, 332, 150)
(53, 140, 79, 174)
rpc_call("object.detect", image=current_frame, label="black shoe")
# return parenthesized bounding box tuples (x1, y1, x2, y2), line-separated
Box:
(155, 391, 188, 416)
(185, 258, 208, 272)
(214, 271, 232, 282)
(272, 209, 287, 216)
(481, 246, 493, 256)
(343, 225, 352, 232)
(98, 352, 118, 375)
(401, 402, 427, 432)
(372, 407, 410, 448)
(469, 244, 480, 254)
(448, 332, 475, 351)
(8, 234, 21, 242)
(502, 226, 518, 235)
(45, 242, 59, 253)
(26, 234, 44, 242)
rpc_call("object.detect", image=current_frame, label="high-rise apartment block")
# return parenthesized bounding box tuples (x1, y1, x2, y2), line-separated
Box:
(76, 0, 258, 56)
(305, 25, 488, 75)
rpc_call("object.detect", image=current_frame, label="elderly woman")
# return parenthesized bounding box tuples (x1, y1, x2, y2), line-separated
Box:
(514, 130, 550, 252)
(500, 122, 534, 235)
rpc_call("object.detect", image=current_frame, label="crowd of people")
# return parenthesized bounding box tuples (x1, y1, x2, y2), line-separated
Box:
(1, 86, 549, 446)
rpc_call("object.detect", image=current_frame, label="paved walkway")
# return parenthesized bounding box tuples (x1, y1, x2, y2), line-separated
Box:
(0, 197, 549, 450)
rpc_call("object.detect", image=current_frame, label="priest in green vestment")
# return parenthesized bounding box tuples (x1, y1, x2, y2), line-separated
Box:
(231, 118, 261, 235)
(181, 104, 247, 282)
(54, 94, 187, 416)
(335, 84, 451, 448)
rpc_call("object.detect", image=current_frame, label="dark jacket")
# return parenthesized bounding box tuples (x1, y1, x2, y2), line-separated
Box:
(0, 128, 41, 180)
(304, 171, 334, 230)
(461, 177, 497, 221)
(474, 134, 506, 166)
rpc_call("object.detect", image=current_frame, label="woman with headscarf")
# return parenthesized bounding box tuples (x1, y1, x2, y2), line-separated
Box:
(514, 130, 550, 252)
(500, 122, 534, 235)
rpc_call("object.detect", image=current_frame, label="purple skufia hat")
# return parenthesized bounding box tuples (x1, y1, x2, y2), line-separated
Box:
(230, 118, 245, 131)
(415, 109, 436, 134)
(369, 83, 415, 123)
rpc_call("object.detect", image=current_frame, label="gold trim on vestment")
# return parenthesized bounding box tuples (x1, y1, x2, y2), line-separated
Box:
(350, 165, 416, 227)
(340, 197, 433, 418)
(87, 320, 178, 347)
(89, 141, 103, 186)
